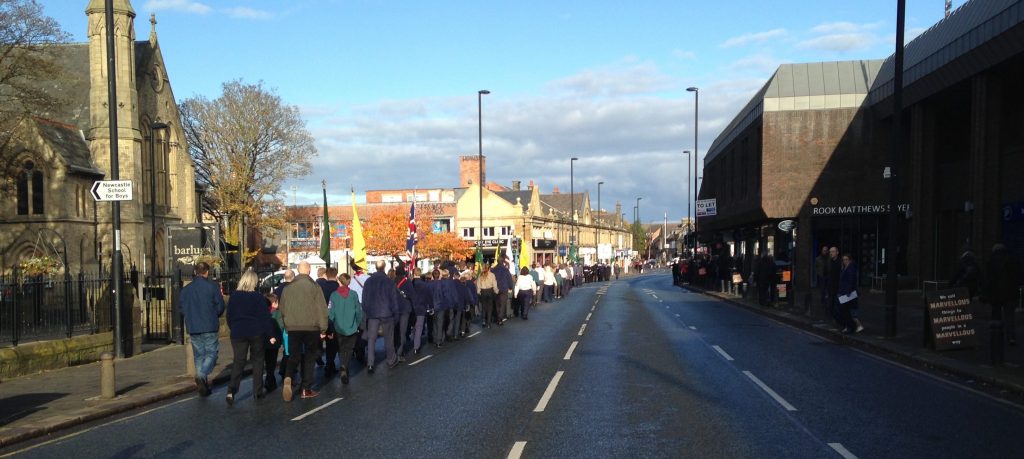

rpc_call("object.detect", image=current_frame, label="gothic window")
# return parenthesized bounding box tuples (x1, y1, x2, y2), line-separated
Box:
(16, 160, 43, 215)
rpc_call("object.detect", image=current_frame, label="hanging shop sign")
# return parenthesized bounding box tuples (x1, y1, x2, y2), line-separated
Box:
(777, 220, 796, 232)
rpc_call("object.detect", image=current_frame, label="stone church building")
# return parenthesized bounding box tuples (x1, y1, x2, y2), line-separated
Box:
(0, 0, 199, 275)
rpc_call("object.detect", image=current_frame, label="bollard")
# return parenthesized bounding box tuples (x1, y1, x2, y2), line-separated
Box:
(100, 352, 116, 399)
(185, 335, 196, 377)
(720, 280, 726, 293)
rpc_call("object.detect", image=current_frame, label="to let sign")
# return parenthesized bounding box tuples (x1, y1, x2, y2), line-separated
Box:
(91, 180, 133, 202)
(926, 288, 976, 351)
(696, 199, 717, 217)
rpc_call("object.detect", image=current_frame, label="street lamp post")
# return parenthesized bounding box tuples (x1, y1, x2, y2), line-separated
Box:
(570, 157, 578, 261)
(687, 87, 699, 253)
(597, 181, 604, 263)
(885, 1, 906, 338)
(682, 150, 691, 235)
(635, 197, 642, 255)
(478, 89, 490, 258)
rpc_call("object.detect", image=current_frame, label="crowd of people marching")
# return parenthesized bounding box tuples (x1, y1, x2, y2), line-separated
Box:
(179, 256, 598, 404)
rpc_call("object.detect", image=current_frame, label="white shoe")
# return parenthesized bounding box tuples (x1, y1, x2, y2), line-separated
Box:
(855, 325, 864, 333)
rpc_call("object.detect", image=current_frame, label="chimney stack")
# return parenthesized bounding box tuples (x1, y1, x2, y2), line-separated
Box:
(512, 180, 521, 191)
(553, 186, 560, 194)
(528, 180, 534, 190)
(459, 155, 485, 188)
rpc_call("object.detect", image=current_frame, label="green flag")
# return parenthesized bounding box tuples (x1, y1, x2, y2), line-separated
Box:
(320, 187, 331, 267)
(474, 247, 483, 274)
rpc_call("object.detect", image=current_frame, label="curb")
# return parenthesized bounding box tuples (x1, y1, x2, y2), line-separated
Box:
(0, 369, 243, 449)
(685, 284, 1024, 402)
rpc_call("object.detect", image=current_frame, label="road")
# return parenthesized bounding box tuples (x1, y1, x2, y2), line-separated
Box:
(5, 271, 1023, 458)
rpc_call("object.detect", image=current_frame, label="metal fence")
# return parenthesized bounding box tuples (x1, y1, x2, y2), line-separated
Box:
(0, 271, 121, 347)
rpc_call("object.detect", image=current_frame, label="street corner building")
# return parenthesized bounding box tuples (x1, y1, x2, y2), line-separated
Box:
(697, 0, 1024, 309)
(1, 0, 201, 275)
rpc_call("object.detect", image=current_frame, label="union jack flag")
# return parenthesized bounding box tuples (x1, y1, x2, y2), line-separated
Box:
(406, 201, 417, 258)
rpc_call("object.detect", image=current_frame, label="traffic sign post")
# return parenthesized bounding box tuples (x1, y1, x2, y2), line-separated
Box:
(91, 180, 133, 202)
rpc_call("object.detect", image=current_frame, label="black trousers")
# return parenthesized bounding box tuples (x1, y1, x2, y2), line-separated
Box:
(285, 330, 320, 390)
(495, 291, 509, 321)
(263, 344, 280, 383)
(325, 333, 339, 371)
(480, 293, 495, 326)
(334, 333, 358, 371)
(229, 335, 265, 394)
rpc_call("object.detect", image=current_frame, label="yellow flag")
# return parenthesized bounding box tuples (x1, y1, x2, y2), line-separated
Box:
(350, 190, 366, 270)
(519, 237, 530, 270)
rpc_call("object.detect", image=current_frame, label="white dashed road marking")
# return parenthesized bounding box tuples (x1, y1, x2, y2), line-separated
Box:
(408, 355, 433, 366)
(578, 323, 587, 336)
(828, 443, 858, 459)
(507, 441, 527, 459)
(743, 371, 797, 411)
(711, 345, 735, 361)
(688, 326, 697, 330)
(533, 371, 565, 412)
(292, 397, 344, 421)
(564, 341, 579, 360)
(467, 331, 481, 338)
(585, 313, 592, 321)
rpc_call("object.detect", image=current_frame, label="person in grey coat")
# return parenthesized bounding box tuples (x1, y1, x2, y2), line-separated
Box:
(362, 260, 400, 372)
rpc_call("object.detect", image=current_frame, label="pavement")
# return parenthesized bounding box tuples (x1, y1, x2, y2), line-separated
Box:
(0, 338, 232, 448)
(685, 279, 1024, 404)
(1, 271, 1022, 451)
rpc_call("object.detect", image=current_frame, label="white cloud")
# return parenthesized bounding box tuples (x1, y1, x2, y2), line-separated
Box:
(225, 7, 272, 20)
(672, 49, 697, 59)
(720, 29, 787, 48)
(729, 53, 781, 75)
(284, 63, 769, 223)
(144, 0, 211, 14)
(798, 22, 884, 52)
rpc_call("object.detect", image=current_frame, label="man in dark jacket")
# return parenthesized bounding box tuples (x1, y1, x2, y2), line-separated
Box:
(825, 247, 842, 327)
(755, 252, 775, 307)
(431, 269, 458, 347)
(985, 244, 1022, 346)
(279, 261, 328, 401)
(179, 262, 225, 396)
(491, 257, 514, 325)
(317, 268, 341, 375)
(362, 260, 400, 372)
(393, 265, 416, 359)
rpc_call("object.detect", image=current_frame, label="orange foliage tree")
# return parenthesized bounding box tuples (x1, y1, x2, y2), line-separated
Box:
(419, 231, 474, 261)
(364, 205, 434, 256)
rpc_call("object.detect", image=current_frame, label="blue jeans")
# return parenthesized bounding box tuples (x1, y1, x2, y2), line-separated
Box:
(191, 332, 219, 380)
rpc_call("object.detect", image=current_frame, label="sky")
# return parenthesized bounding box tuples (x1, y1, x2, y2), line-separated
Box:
(41, 0, 960, 224)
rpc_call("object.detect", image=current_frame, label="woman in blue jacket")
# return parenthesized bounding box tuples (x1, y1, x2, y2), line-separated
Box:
(226, 269, 274, 404)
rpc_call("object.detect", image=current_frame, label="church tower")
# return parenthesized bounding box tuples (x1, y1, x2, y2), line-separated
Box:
(85, 0, 145, 266)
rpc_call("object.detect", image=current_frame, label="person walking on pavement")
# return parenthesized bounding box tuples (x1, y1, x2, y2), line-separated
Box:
(514, 266, 537, 320)
(984, 244, 1022, 346)
(263, 293, 283, 393)
(826, 247, 843, 329)
(477, 264, 497, 328)
(756, 252, 776, 307)
(179, 261, 225, 397)
(328, 273, 364, 384)
(278, 261, 328, 401)
(837, 253, 864, 334)
(815, 245, 830, 309)
(492, 256, 514, 324)
(225, 269, 274, 405)
(362, 260, 400, 372)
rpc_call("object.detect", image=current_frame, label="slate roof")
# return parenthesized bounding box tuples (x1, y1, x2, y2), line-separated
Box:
(539, 192, 586, 218)
(34, 118, 103, 176)
(33, 44, 91, 130)
(495, 190, 532, 208)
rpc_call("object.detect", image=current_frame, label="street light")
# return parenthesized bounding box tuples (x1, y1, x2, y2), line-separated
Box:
(682, 150, 691, 235)
(570, 157, 578, 261)
(597, 181, 604, 262)
(478, 89, 490, 258)
(687, 87, 699, 252)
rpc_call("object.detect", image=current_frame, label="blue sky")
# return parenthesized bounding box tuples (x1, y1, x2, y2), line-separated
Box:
(43, 0, 958, 223)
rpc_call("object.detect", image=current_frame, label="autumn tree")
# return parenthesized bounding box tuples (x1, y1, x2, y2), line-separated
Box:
(364, 205, 433, 256)
(419, 231, 474, 261)
(180, 80, 316, 255)
(0, 0, 69, 184)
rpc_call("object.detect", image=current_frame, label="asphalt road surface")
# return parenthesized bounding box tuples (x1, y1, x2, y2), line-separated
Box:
(5, 271, 1024, 458)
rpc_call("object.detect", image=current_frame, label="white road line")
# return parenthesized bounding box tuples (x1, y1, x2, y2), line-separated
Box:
(291, 397, 344, 421)
(533, 371, 565, 412)
(688, 326, 697, 330)
(578, 323, 587, 336)
(828, 443, 858, 459)
(743, 371, 797, 411)
(507, 441, 527, 459)
(585, 312, 592, 321)
(674, 314, 680, 318)
(564, 341, 579, 360)
(711, 345, 735, 361)
(652, 294, 659, 299)
(467, 331, 481, 338)
(408, 355, 433, 366)
(0, 395, 197, 457)
(591, 305, 595, 311)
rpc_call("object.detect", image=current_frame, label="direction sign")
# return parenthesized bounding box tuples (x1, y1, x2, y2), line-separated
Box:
(91, 180, 133, 202)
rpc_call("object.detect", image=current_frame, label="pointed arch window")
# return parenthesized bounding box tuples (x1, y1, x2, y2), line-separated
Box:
(16, 160, 44, 215)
